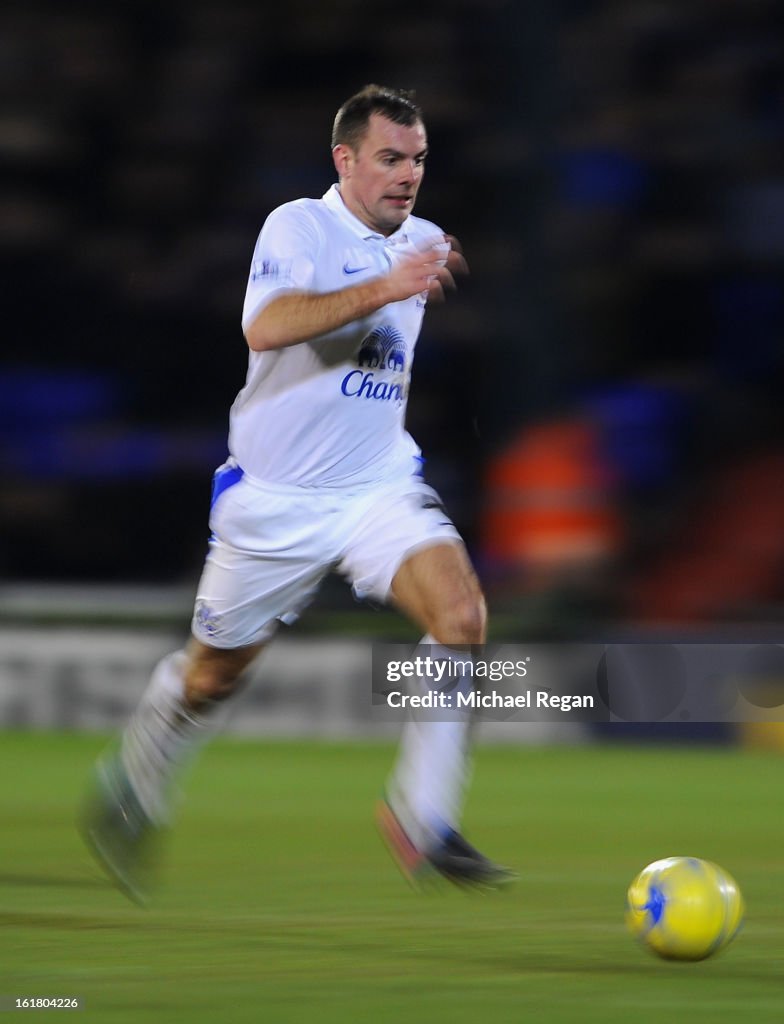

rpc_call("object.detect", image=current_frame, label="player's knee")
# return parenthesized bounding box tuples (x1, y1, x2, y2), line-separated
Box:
(432, 593, 487, 647)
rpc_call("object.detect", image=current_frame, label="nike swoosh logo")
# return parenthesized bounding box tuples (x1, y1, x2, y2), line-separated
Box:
(343, 263, 370, 274)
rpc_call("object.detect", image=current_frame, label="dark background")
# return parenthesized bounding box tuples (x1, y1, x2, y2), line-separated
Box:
(2, 0, 783, 628)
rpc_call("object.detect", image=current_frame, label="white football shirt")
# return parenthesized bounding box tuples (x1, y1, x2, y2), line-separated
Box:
(230, 184, 447, 489)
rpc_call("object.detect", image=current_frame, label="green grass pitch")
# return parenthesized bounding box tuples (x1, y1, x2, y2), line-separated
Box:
(0, 733, 782, 1023)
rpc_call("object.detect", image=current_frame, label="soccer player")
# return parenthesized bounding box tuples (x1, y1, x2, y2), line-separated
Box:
(80, 84, 515, 903)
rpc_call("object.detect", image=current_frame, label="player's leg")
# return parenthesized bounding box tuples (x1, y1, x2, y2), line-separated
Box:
(339, 477, 514, 888)
(80, 467, 334, 902)
(120, 638, 265, 824)
(387, 542, 483, 842)
(381, 542, 514, 888)
(389, 540, 486, 647)
(80, 638, 264, 905)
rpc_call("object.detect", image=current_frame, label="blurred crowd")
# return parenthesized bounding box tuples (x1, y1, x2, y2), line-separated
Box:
(1, 0, 782, 627)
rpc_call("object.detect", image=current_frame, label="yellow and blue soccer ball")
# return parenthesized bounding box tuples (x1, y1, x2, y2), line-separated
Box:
(626, 857, 744, 960)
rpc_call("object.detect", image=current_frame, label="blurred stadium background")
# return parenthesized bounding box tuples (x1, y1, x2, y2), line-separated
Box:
(1, 1, 784, 1021)
(2, 0, 783, 721)
(3, 0, 783, 619)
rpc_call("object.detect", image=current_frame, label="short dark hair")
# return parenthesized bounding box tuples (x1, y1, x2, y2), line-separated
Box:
(331, 84, 423, 150)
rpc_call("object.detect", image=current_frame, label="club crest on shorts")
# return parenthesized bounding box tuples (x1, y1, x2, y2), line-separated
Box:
(194, 601, 221, 639)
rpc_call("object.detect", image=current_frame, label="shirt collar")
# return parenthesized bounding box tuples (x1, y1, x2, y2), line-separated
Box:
(323, 184, 410, 244)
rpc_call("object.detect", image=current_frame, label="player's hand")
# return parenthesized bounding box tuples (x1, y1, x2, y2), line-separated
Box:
(430, 234, 469, 304)
(383, 236, 469, 305)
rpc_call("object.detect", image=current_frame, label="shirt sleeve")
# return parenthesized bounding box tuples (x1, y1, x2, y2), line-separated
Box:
(241, 203, 321, 331)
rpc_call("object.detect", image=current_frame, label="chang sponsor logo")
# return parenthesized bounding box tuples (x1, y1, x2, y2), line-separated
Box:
(341, 326, 408, 405)
(341, 372, 405, 403)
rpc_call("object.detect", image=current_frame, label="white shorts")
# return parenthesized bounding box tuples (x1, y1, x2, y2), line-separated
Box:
(191, 461, 462, 648)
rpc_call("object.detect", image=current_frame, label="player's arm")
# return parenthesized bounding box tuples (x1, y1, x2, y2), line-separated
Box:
(245, 246, 458, 352)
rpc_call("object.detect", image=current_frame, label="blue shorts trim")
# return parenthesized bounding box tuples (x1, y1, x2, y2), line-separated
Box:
(210, 461, 244, 510)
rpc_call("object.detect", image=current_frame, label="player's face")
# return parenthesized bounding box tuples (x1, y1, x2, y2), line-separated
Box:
(333, 113, 428, 236)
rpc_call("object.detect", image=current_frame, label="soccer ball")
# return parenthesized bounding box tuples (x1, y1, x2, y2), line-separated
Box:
(626, 857, 744, 961)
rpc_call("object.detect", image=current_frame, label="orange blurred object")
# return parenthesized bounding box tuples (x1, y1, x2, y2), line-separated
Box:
(628, 453, 784, 624)
(482, 419, 624, 576)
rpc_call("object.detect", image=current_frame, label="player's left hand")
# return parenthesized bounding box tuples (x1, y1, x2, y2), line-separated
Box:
(427, 234, 469, 304)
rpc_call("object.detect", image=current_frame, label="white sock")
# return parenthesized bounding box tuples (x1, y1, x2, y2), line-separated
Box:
(387, 635, 475, 851)
(120, 650, 217, 826)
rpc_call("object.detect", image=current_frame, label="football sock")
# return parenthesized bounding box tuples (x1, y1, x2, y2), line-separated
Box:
(388, 635, 475, 852)
(119, 650, 217, 826)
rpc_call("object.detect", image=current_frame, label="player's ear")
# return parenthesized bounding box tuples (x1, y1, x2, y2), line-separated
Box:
(332, 143, 353, 179)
